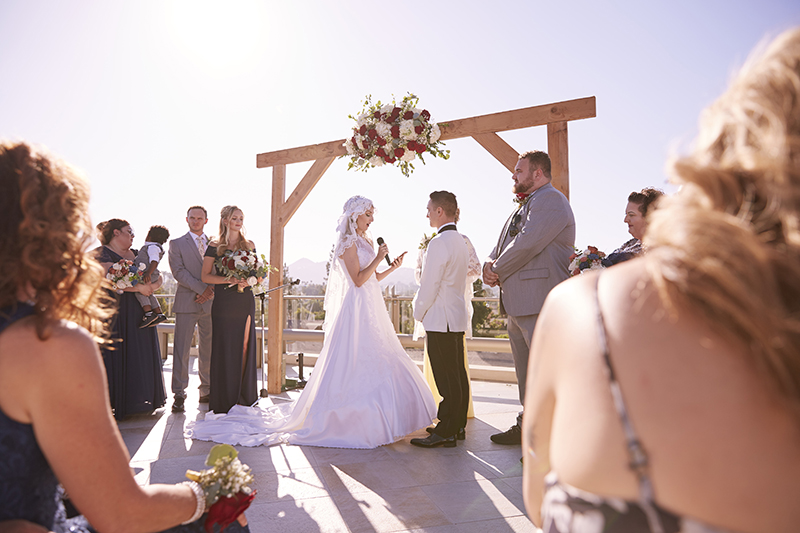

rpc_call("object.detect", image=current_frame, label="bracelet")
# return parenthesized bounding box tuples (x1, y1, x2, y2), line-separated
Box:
(180, 480, 206, 524)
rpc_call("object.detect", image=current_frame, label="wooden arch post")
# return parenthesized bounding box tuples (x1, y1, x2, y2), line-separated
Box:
(257, 96, 596, 393)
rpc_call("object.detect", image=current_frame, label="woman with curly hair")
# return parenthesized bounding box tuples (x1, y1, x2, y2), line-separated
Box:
(522, 28, 800, 532)
(0, 141, 249, 532)
(603, 187, 664, 266)
(94, 218, 167, 420)
(200, 206, 258, 414)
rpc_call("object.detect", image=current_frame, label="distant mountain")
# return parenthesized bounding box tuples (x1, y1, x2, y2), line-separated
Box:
(286, 257, 418, 294)
(286, 258, 327, 285)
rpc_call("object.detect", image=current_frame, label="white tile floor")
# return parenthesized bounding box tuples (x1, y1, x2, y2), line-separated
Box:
(119, 357, 536, 533)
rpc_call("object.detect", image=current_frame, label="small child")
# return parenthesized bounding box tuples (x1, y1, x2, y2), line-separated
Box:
(135, 225, 170, 328)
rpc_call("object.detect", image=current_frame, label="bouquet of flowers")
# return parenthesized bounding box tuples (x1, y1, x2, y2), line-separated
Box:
(214, 249, 274, 293)
(185, 444, 256, 532)
(569, 246, 607, 276)
(106, 259, 144, 293)
(418, 232, 437, 250)
(343, 93, 450, 177)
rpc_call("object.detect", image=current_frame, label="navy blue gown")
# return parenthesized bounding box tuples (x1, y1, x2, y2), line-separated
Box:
(0, 304, 250, 532)
(96, 246, 166, 420)
(205, 246, 258, 414)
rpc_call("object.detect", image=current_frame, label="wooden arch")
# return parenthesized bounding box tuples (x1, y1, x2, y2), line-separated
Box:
(256, 96, 596, 393)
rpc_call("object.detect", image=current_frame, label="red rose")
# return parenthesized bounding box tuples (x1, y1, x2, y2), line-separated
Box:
(391, 106, 402, 117)
(394, 147, 405, 157)
(359, 125, 367, 135)
(391, 125, 400, 137)
(406, 140, 417, 151)
(403, 110, 414, 120)
(350, 136, 357, 146)
(227, 259, 235, 269)
(414, 125, 423, 134)
(588, 246, 598, 254)
(415, 143, 427, 154)
(421, 109, 431, 120)
(204, 491, 257, 533)
(376, 148, 386, 157)
(367, 128, 378, 139)
(386, 157, 396, 163)
(373, 111, 381, 119)
(376, 137, 386, 146)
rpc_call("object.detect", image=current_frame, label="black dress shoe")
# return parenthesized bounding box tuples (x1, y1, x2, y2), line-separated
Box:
(490, 424, 521, 445)
(426, 427, 465, 440)
(171, 396, 185, 413)
(411, 434, 457, 448)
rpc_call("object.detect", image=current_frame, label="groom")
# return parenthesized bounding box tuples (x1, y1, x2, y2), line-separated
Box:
(411, 191, 469, 448)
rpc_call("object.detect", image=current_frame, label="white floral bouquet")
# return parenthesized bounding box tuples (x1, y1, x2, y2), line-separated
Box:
(343, 93, 450, 177)
(185, 444, 256, 532)
(214, 249, 275, 293)
(569, 246, 607, 276)
(106, 259, 144, 293)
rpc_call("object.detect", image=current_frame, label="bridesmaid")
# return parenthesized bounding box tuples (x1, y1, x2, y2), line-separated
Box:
(201, 206, 258, 414)
(95, 218, 167, 419)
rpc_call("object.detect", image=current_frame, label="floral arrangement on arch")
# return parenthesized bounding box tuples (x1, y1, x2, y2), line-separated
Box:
(343, 93, 450, 177)
(568, 246, 607, 276)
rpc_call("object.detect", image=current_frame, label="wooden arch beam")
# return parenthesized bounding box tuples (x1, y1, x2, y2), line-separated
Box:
(258, 96, 596, 393)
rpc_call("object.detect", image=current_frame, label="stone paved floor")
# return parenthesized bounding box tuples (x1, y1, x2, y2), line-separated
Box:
(119, 356, 536, 533)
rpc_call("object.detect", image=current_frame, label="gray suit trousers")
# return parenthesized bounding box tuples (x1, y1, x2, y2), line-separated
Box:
(507, 313, 538, 426)
(172, 310, 212, 397)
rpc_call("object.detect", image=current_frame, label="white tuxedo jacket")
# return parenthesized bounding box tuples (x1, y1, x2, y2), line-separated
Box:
(412, 226, 469, 333)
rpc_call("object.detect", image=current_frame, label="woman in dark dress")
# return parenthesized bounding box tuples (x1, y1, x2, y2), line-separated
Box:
(201, 206, 258, 414)
(602, 187, 663, 267)
(0, 141, 250, 532)
(94, 219, 167, 420)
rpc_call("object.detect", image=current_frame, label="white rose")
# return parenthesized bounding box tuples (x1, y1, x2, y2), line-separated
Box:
(369, 156, 384, 167)
(115, 281, 127, 290)
(399, 120, 416, 140)
(357, 113, 368, 126)
(430, 123, 441, 143)
(247, 276, 258, 286)
(112, 262, 122, 271)
(106, 273, 114, 280)
(400, 150, 416, 162)
(139, 263, 147, 271)
(376, 122, 391, 137)
(380, 103, 393, 114)
(345, 139, 355, 155)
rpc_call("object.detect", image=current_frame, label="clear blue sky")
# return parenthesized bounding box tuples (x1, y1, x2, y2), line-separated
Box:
(2, 1, 799, 268)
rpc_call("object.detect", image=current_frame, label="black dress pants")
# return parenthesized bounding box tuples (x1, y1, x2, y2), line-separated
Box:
(427, 330, 469, 438)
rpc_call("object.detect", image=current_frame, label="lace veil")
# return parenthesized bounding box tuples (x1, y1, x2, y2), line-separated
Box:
(323, 195, 374, 332)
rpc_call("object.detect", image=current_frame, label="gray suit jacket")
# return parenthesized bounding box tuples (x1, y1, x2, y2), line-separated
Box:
(489, 183, 575, 317)
(168, 232, 213, 315)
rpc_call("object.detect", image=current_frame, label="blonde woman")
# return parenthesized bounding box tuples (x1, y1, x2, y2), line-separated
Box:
(522, 28, 800, 532)
(201, 206, 258, 414)
(0, 142, 249, 532)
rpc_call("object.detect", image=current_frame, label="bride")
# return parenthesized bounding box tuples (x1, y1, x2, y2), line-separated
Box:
(187, 196, 436, 448)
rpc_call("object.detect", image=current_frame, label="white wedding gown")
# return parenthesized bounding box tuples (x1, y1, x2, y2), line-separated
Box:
(186, 236, 436, 448)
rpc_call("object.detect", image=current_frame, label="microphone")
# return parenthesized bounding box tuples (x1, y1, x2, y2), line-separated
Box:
(376, 237, 392, 265)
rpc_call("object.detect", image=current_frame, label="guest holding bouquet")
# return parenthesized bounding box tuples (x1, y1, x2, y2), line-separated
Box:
(0, 141, 250, 532)
(95, 218, 167, 420)
(602, 187, 663, 266)
(201, 206, 260, 414)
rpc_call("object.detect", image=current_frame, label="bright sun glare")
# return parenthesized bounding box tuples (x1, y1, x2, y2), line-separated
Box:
(164, 1, 269, 76)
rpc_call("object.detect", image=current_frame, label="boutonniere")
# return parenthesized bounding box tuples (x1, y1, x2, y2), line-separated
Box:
(419, 232, 437, 250)
(513, 193, 531, 207)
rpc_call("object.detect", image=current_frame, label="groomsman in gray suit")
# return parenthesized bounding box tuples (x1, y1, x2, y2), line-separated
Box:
(483, 151, 575, 444)
(168, 206, 214, 413)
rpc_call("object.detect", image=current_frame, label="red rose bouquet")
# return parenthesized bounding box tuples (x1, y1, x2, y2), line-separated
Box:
(343, 93, 450, 177)
(185, 444, 256, 532)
